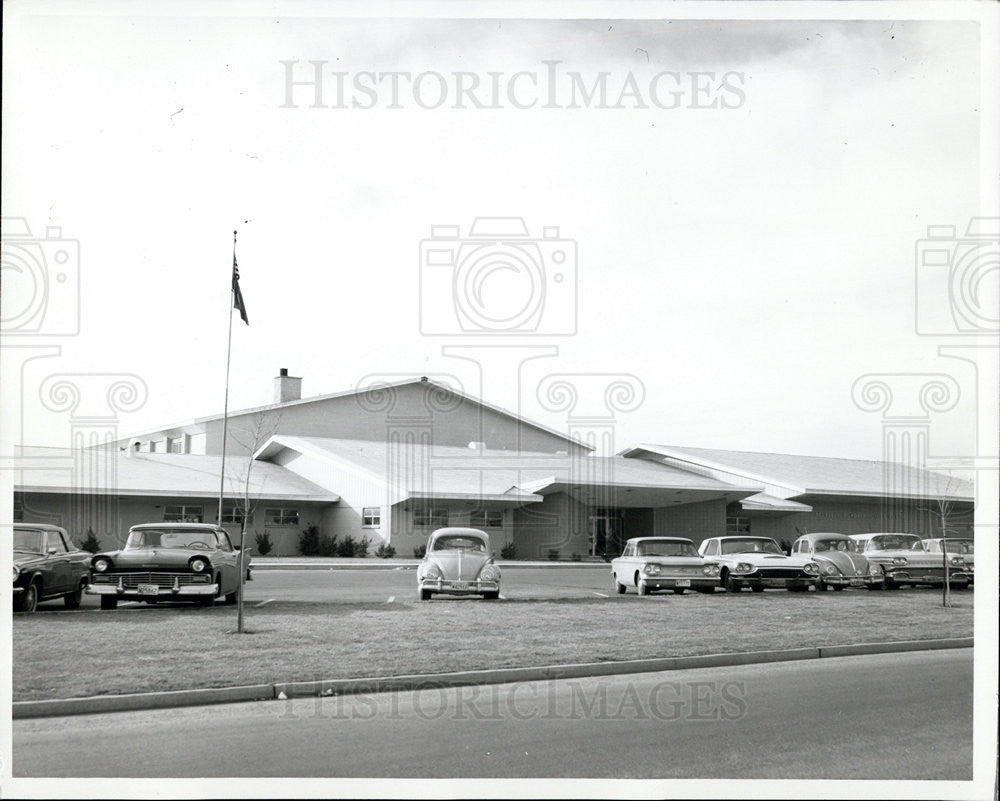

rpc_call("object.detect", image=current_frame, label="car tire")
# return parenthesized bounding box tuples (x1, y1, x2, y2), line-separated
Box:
(612, 574, 626, 595)
(482, 591, 499, 600)
(815, 578, 826, 592)
(224, 591, 238, 604)
(696, 586, 715, 594)
(672, 588, 686, 595)
(724, 574, 741, 593)
(637, 580, 649, 596)
(197, 595, 215, 607)
(418, 588, 432, 601)
(100, 595, 118, 610)
(832, 584, 846, 592)
(16, 581, 39, 613)
(64, 581, 85, 609)
(750, 584, 765, 593)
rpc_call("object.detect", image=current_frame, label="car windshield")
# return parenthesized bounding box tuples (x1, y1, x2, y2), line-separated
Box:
(943, 540, 973, 554)
(637, 541, 698, 557)
(13, 530, 45, 554)
(721, 538, 783, 555)
(814, 539, 857, 553)
(433, 536, 486, 552)
(869, 535, 920, 551)
(124, 529, 218, 549)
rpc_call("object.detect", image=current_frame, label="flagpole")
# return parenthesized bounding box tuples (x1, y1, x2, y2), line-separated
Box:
(218, 230, 237, 525)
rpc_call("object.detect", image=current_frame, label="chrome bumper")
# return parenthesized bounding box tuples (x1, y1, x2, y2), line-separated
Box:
(419, 579, 499, 594)
(86, 583, 218, 597)
(642, 577, 717, 589)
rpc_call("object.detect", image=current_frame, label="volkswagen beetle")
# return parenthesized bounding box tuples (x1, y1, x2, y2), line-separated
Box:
(86, 523, 243, 609)
(417, 527, 500, 600)
(790, 532, 886, 590)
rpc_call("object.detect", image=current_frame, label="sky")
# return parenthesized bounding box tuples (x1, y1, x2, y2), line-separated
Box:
(2, 2, 997, 468)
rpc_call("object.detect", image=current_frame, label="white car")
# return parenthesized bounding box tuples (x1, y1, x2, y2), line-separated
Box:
(698, 536, 820, 592)
(610, 537, 721, 595)
(917, 538, 975, 584)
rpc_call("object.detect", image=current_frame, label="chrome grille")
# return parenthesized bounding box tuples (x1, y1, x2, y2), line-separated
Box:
(92, 572, 211, 587)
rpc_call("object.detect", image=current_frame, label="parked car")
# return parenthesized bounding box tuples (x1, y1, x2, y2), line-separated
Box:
(698, 535, 820, 592)
(86, 523, 245, 609)
(417, 527, 500, 600)
(917, 538, 975, 584)
(611, 537, 721, 595)
(790, 532, 886, 590)
(13, 524, 91, 613)
(849, 533, 971, 589)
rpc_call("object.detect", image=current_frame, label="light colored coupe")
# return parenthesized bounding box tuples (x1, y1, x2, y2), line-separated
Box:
(698, 535, 820, 592)
(611, 537, 720, 595)
(790, 532, 885, 591)
(850, 533, 971, 589)
(417, 527, 500, 601)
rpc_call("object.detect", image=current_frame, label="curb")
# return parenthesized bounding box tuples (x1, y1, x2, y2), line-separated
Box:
(251, 561, 610, 571)
(12, 637, 973, 719)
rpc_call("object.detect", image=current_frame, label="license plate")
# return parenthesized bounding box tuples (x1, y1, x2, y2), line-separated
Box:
(451, 582, 470, 591)
(674, 579, 691, 587)
(850, 578, 863, 586)
(137, 584, 159, 595)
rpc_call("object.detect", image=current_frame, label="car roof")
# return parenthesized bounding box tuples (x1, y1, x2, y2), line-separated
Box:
(716, 535, 777, 540)
(13, 523, 68, 532)
(795, 532, 850, 541)
(429, 527, 489, 539)
(627, 537, 694, 544)
(129, 522, 226, 531)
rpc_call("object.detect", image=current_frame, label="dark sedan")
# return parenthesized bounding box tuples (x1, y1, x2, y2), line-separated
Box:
(13, 524, 91, 613)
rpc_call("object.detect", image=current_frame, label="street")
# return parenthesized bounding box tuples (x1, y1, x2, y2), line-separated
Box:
(13, 649, 973, 779)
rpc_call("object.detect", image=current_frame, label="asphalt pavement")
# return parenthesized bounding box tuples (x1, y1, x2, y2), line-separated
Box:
(11, 649, 973, 779)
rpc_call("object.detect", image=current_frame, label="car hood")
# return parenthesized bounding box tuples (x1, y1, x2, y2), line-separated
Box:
(95, 548, 210, 569)
(814, 551, 870, 575)
(425, 550, 491, 581)
(718, 553, 812, 567)
(616, 555, 708, 567)
(13, 551, 48, 570)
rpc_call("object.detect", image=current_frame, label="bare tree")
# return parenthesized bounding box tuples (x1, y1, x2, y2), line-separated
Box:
(225, 411, 281, 633)
(919, 473, 971, 609)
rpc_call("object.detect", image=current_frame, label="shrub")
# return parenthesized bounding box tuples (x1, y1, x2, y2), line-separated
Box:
(254, 531, 273, 556)
(413, 544, 427, 559)
(319, 534, 339, 557)
(79, 527, 102, 553)
(355, 536, 372, 558)
(336, 535, 357, 558)
(298, 524, 322, 556)
(500, 541, 517, 560)
(547, 548, 560, 561)
(375, 543, 396, 559)
(571, 552, 581, 562)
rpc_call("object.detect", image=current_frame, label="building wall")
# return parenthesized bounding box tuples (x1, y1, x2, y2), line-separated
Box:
(17, 492, 326, 557)
(390, 504, 515, 558)
(621, 508, 654, 539)
(512, 493, 590, 559)
(175, 382, 587, 458)
(652, 499, 728, 547)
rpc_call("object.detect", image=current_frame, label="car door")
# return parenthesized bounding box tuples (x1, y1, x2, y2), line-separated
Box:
(43, 529, 72, 596)
(214, 530, 238, 592)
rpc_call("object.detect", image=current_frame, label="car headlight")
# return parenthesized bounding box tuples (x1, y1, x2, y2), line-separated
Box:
(892, 557, 907, 565)
(868, 563, 882, 575)
(643, 564, 661, 576)
(190, 557, 210, 573)
(703, 564, 720, 577)
(92, 557, 112, 573)
(12, 565, 20, 582)
(823, 564, 838, 575)
(480, 565, 499, 581)
(803, 563, 819, 575)
(423, 564, 441, 580)
(950, 556, 965, 565)
(733, 562, 754, 574)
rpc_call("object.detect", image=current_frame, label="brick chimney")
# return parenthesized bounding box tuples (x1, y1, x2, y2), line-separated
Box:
(274, 368, 302, 404)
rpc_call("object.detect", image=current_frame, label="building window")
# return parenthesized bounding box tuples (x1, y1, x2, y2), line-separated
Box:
(219, 506, 253, 525)
(169, 438, 184, 454)
(414, 508, 448, 527)
(265, 508, 299, 526)
(469, 509, 503, 528)
(726, 515, 750, 534)
(13, 495, 24, 522)
(164, 505, 204, 523)
(362, 507, 381, 528)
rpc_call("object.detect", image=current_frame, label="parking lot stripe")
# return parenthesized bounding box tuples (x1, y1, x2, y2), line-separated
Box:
(254, 599, 275, 608)
(591, 591, 609, 598)
(387, 596, 395, 604)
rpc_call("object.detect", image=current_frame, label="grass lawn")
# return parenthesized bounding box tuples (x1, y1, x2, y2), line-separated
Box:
(13, 591, 973, 701)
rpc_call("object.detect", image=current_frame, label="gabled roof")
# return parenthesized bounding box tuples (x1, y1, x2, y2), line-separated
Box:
(621, 444, 973, 502)
(255, 436, 760, 506)
(122, 376, 591, 453)
(14, 447, 337, 502)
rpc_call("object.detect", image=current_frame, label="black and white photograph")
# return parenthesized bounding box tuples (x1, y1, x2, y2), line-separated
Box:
(2, 0, 997, 798)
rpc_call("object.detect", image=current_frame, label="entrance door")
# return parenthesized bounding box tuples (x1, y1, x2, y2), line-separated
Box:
(588, 514, 621, 558)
